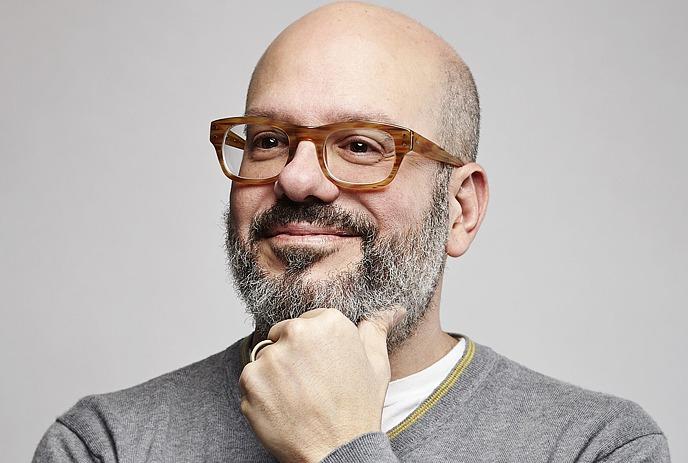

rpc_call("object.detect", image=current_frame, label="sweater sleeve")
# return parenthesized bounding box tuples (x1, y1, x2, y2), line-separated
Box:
(595, 433, 671, 463)
(320, 432, 399, 462)
(32, 421, 101, 463)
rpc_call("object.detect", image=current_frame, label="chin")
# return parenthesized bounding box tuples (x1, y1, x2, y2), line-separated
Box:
(308, 256, 361, 278)
(260, 246, 362, 280)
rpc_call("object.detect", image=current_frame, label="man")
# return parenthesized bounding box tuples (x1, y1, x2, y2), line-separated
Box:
(34, 2, 670, 462)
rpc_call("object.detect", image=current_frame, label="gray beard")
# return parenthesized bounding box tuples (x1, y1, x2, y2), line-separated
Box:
(224, 179, 450, 353)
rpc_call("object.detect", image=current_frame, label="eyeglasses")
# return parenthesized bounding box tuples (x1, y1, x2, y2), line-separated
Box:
(209, 116, 464, 190)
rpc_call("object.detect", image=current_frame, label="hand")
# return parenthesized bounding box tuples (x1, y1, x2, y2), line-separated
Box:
(239, 307, 405, 463)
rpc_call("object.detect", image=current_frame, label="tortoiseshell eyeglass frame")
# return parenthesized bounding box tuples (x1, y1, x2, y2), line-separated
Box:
(209, 116, 464, 191)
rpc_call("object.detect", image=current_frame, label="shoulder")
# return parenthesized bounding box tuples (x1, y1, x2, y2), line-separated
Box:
(46, 338, 247, 457)
(469, 342, 668, 460)
(489, 345, 658, 426)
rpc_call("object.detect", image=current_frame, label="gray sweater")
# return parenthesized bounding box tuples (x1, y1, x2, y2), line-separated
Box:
(33, 335, 670, 462)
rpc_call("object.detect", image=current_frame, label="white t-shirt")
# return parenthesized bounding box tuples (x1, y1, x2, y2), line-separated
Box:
(381, 337, 466, 432)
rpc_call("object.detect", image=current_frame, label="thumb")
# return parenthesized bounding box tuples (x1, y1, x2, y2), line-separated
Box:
(357, 306, 407, 377)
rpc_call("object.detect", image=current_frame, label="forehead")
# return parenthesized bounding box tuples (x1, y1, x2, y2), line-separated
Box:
(245, 106, 399, 127)
(247, 34, 439, 134)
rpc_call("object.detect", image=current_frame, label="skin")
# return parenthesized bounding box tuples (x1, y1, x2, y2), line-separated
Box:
(233, 2, 489, 461)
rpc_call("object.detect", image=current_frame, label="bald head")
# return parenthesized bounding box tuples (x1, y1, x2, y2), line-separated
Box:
(247, 1, 479, 163)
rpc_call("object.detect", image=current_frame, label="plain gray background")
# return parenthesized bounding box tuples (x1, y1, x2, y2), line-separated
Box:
(1, 1, 686, 461)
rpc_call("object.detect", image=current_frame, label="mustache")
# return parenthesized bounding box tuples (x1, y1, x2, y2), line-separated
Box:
(249, 198, 377, 243)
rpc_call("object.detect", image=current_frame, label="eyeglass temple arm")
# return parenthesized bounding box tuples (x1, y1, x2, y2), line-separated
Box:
(412, 133, 465, 168)
(224, 131, 245, 149)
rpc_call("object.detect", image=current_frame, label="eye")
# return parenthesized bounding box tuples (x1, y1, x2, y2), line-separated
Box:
(326, 129, 396, 168)
(340, 137, 383, 156)
(251, 132, 287, 150)
(349, 141, 371, 153)
(258, 136, 279, 149)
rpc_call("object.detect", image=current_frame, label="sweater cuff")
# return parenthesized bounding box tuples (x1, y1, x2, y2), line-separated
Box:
(321, 432, 398, 462)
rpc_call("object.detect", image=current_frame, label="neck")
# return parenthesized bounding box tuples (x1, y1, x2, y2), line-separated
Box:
(388, 283, 457, 381)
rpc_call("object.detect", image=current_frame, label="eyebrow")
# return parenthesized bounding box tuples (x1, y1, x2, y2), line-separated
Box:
(244, 107, 399, 126)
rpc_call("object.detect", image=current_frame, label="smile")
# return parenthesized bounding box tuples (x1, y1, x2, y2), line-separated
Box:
(264, 222, 359, 245)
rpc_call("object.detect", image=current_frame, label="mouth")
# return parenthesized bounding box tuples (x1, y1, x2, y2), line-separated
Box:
(264, 222, 359, 245)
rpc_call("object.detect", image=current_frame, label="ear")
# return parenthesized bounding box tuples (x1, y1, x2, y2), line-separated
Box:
(446, 163, 489, 258)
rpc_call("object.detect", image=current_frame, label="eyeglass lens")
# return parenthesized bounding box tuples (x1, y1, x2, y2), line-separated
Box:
(222, 123, 397, 184)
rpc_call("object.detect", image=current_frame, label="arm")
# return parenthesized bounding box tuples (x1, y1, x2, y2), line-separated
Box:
(321, 432, 399, 463)
(595, 433, 671, 463)
(32, 421, 101, 463)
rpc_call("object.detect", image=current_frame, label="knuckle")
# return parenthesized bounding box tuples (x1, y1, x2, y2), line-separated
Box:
(323, 307, 342, 318)
(322, 308, 343, 326)
(283, 319, 305, 337)
(238, 365, 255, 392)
(327, 309, 354, 331)
(239, 396, 251, 416)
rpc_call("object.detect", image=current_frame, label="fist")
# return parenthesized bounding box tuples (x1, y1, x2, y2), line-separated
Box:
(239, 307, 404, 462)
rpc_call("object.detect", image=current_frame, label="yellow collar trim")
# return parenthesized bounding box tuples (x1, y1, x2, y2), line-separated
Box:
(386, 338, 475, 440)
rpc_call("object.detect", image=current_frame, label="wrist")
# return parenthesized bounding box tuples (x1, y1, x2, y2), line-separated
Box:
(301, 427, 381, 463)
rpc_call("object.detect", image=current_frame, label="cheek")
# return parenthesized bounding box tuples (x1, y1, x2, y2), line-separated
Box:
(357, 168, 436, 231)
(229, 184, 275, 239)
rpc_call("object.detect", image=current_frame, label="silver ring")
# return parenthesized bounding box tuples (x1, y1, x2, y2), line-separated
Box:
(250, 339, 274, 362)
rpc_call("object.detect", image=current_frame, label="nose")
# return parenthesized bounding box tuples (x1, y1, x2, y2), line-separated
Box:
(274, 140, 340, 203)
